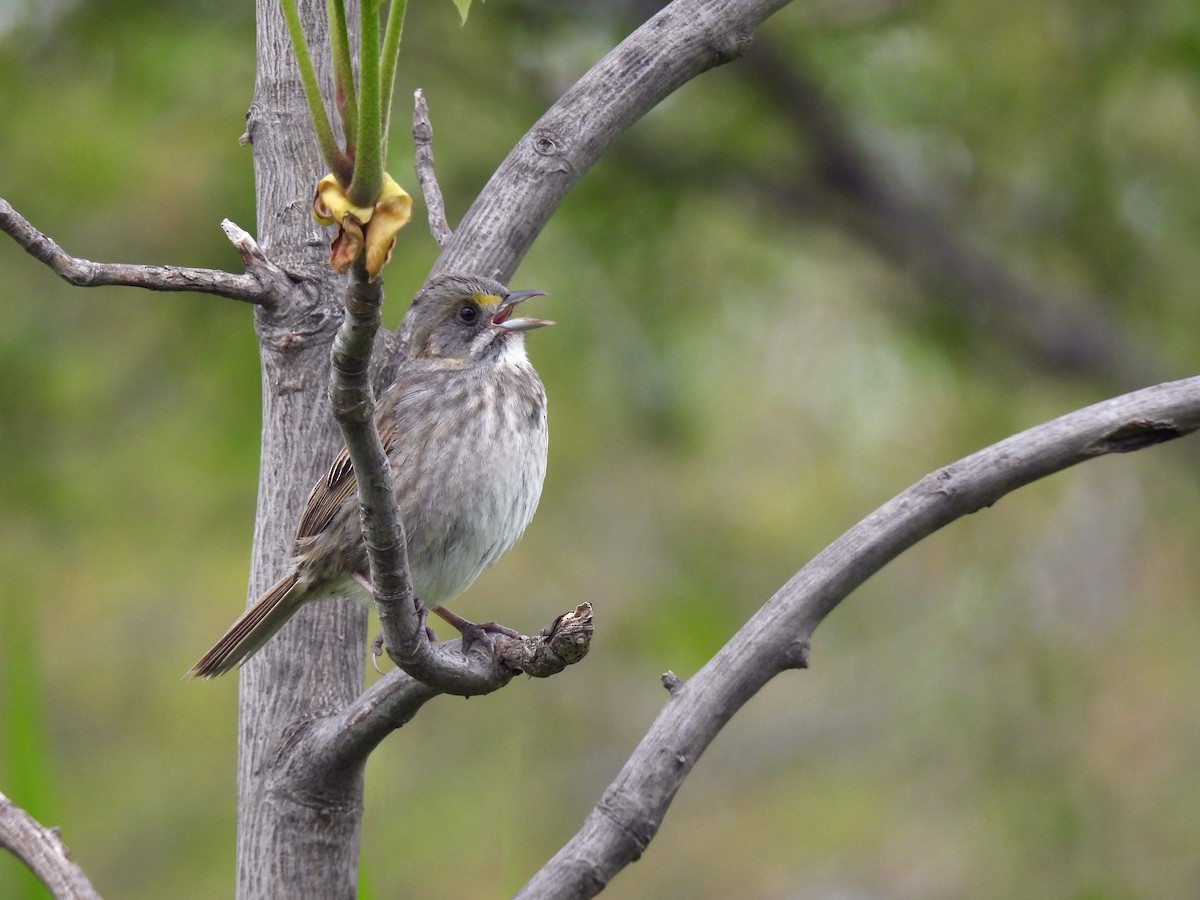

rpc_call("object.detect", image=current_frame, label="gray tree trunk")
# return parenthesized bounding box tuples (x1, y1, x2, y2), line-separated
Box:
(238, 1, 365, 896)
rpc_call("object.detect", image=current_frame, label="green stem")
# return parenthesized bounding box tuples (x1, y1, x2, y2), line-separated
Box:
(347, 0, 383, 207)
(379, 0, 408, 161)
(280, 0, 352, 183)
(327, 0, 358, 154)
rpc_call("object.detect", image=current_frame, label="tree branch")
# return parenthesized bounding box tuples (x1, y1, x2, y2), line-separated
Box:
(0, 198, 293, 307)
(412, 89, 452, 248)
(518, 376, 1200, 897)
(329, 264, 509, 695)
(0, 790, 100, 900)
(297, 603, 594, 783)
(297, 262, 594, 782)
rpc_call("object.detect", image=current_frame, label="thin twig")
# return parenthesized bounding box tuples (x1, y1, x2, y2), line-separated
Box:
(0, 198, 292, 306)
(0, 790, 100, 900)
(329, 263, 423, 673)
(412, 89, 452, 247)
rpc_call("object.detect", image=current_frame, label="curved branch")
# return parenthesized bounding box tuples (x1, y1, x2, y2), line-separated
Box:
(518, 376, 1200, 898)
(299, 603, 594, 781)
(0, 199, 293, 307)
(0, 790, 100, 900)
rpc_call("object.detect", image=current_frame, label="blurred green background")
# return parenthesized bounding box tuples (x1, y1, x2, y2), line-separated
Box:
(3, 0, 1199, 897)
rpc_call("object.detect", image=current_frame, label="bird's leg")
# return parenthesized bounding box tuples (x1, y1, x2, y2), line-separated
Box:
(413, 597, 438, 642)
(370, 633, 387, 673)
(355, 572, 391, 673)
(352, 572, 389, 673)
(370, 596, 438, 673)
(432, 604, 520, 650)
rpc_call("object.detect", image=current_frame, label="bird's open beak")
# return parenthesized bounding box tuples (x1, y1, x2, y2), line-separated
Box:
(493, 289, 554, 332)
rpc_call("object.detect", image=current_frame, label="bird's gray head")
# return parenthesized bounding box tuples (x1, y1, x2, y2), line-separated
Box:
(409, 274, 552, 364)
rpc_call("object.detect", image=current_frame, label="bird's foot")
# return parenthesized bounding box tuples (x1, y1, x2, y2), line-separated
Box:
(432, 604, 519, 651)
(413, 597, 438, 642)
(369, 598, 439, 672)
(370, 633, 387, 674)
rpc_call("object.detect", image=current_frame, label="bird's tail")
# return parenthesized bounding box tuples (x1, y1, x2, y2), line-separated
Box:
(189, 571, 303, 678)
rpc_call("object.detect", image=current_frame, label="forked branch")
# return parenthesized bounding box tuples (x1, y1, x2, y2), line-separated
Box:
(296, 603, 594, 783)
(0, 199, 292, 307)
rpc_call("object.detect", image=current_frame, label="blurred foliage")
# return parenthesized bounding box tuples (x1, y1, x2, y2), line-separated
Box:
(2, 0, 1199, 898)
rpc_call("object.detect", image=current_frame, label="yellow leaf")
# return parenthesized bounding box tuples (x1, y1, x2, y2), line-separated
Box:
(311, 172, 413, 277)
(312, 174, 374, 226)
(329, 213, 364, 274)
(363, 174, 414, 278)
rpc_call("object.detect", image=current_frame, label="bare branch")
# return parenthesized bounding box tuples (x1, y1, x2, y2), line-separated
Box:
(317, 262, 593, 779)
(518, 376, 1200, 897)
(0, 198, 293, 307)
(299, 604, 594, 781)
(0, 790, 100, 900)
(412, 89, 452, 248)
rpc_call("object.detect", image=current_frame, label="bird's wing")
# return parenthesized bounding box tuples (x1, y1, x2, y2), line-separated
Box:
(294, 446, 359, 541)
(293, 382, 410, 542)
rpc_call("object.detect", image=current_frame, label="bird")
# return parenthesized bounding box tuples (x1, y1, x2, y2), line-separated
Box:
(189, 274, 552, 677)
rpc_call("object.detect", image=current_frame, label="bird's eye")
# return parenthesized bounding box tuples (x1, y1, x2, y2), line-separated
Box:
(455, 303, 479, 325)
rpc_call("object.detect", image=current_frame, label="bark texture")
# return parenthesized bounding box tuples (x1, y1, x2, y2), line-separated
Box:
(237, 1, 365, 897)
(0, 791, 100, 900)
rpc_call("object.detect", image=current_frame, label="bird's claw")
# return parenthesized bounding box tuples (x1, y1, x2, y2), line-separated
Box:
(370, 598, 440, 673)
(370, 633, 387, 673)
(432, 604, 519, 651)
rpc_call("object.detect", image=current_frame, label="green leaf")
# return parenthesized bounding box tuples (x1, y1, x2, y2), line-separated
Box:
(379, 0, 408, 157)
(279, 0, 352, 183)
(327, 0, 358, 150)
(347, 0, 382, 207)
(450, 0, 478, 25)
